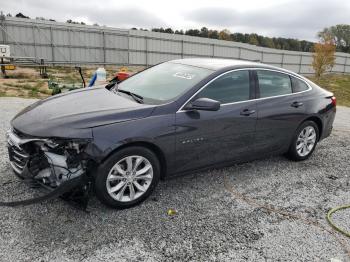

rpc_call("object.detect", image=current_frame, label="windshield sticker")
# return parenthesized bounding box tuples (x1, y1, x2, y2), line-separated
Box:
(173, 72, 196, 80)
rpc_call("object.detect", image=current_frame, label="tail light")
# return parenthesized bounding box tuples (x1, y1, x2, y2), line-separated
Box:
(331, 96, 336, 107)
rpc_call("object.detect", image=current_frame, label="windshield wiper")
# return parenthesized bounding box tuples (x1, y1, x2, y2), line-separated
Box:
(117, 89, 144, 104)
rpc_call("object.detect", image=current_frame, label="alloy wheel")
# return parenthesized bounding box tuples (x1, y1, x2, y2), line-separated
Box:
(106, 155, 153, 202)
(296, 126, 317, 157)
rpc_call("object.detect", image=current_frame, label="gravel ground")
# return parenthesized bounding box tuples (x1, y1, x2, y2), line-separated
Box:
(0, 97, 349, 262)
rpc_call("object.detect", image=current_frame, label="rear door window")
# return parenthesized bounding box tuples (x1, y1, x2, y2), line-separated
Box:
(257, 70, 292, 98)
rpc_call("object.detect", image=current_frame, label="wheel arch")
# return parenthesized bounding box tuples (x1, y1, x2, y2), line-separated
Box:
(302, 116, 323, 140)
(102, 141, 168, 179)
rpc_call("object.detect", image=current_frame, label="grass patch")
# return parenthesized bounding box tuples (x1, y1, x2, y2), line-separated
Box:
(307, 74, 350, 107)
(30, 88, 39, 97)
(5, 83, 34, 90)
(33, 81, 45, 89)
(1, 81, 50, 98)
(22, 84, 35, 90)
(6, 72, 36, 80)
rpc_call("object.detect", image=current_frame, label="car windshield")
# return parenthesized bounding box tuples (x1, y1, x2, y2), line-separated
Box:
(117, 62, 213, 104)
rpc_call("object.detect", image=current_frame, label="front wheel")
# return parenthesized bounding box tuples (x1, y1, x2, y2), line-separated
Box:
(286, 121, 319, 161)
(95, 146, 160, 209)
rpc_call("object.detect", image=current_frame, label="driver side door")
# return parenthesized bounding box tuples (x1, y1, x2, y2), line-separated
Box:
(174, 69, 257, 173)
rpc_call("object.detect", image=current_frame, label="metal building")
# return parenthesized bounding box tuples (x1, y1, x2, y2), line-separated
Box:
(1, 15, 350, 74)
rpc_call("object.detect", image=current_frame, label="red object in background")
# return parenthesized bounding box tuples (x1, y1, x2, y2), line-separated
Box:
(116, 72, 131, 81)
(331, 96, 336, 107)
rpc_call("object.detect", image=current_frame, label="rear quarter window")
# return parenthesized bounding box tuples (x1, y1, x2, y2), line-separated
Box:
(291, 77, 309, 93)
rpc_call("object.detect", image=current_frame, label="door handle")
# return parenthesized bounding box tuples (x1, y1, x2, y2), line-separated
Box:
(291, 101, 303, 108)
(240, 109, 256, 116)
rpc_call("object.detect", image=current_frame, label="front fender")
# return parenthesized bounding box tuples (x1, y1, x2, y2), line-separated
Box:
(89, 114, 176, 173)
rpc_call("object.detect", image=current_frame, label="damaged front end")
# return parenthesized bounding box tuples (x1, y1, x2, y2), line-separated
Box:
(5, 128, 94, 208)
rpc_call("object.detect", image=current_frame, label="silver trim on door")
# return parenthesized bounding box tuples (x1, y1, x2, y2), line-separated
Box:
(177, 68, 312, 113)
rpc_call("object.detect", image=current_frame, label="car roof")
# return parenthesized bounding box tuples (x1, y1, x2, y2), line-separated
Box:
(170, 58, 293, 74)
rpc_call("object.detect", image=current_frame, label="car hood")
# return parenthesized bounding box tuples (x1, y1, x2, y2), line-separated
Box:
(11, 87, 155, 138)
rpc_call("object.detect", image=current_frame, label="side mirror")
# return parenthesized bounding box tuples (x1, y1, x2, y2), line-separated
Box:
(185, 98, 220, 111)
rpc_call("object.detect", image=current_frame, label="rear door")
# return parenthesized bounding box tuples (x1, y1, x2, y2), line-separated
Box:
(254, 70, 309, 154)
(174, 70, 257, 173)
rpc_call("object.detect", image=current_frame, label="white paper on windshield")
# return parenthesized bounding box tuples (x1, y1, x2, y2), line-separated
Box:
(173, 72, 196, 80)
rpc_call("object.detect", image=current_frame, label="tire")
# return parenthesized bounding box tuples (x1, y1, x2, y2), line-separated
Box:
(94, 146, 160, 209)
(13, 169, 25, 180)
(286, 121, 319, 161)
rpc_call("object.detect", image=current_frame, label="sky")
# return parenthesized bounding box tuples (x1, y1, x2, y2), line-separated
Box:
(1, 0, 349, 41)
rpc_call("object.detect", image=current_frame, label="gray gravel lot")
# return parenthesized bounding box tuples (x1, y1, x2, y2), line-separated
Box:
(0, 97, 349, 261)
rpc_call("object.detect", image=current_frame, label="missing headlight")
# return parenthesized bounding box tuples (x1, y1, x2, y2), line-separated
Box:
(42, 151, 84, 187)
(4, 130, 93, 209)
(30, 138, 92, 187)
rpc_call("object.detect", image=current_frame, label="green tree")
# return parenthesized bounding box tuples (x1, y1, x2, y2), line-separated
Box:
(208, 30, 219, 39)
(300, 40, 313, 52)
(261, 37, 275, 48)
(15, 12, 29, 19)
(152, 28, 165, 33)
(319, 24, 350, 52)
(231, 33, 245, 42)
(200, 27, 209, 38)
(175, 30, 184, 35)
(133, 27, 315, 53)
(164, 28, 174, 34)
(288, 39, 301, 51)
(185, 29, 201, 37)
(243, 34, 250, 43)
(248, 34, 259, 45)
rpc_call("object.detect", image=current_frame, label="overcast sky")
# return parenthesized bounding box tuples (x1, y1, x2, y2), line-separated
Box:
(1, 0, 349, 41)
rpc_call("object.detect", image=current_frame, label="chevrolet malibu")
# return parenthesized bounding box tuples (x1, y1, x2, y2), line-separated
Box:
(7, 58, 336, 208)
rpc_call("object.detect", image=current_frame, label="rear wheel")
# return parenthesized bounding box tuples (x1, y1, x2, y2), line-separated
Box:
(95, 146, 160, 209)
(286, 121, 319, 161)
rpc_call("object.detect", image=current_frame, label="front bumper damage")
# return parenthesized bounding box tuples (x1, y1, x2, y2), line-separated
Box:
(3, 128, 94, 209)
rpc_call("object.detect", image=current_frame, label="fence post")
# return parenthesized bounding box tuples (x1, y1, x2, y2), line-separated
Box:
(238, 47, 241, 59)
(0, 14, 6, 44)
(102, 31, 106, 64)
(261, 50, 264, 63)
(127, 31, 130, 65)
(281, 53, 284, 68)
(181, 40, 184, 58)
(67, 28, 72, 63)
(344, 56, 347, 73)
(299, 55, 303, 74)
(212, 44, 215, 58)
(31, 22, 37, 59)
(49, 26, 55, 63)
(145, 36, 148, 66)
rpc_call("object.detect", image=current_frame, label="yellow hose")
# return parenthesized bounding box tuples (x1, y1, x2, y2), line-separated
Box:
(327, 205, 350, 238)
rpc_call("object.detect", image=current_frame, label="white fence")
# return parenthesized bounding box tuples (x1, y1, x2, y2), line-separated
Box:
(1, 16, 350, 74)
